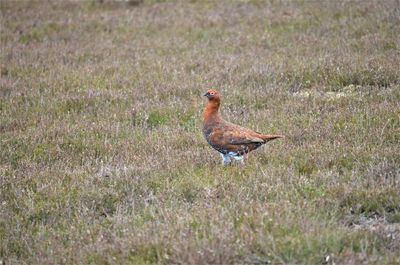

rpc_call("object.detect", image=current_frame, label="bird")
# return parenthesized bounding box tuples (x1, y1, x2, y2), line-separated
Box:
(202, 89, 283, 165)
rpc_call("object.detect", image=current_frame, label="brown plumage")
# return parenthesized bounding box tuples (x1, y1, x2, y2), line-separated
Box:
(202, 89, 283, 165)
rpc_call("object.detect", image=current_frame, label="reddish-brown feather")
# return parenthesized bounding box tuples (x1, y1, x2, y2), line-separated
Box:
(202, 90, 283, 157)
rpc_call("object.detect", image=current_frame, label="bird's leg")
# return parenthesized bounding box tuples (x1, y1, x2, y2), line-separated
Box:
(233, 155, 245, 166)
(220, 153, 231, 166)
(244, 153, 248, 163)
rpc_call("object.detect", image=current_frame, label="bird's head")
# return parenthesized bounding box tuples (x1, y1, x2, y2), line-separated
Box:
(203, 89, 220, 101)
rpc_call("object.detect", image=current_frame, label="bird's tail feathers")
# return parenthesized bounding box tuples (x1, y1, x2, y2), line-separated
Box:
(261, 134, 284, 142)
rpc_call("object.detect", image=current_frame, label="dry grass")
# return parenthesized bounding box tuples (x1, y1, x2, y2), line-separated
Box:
(1, 0, 400, 264)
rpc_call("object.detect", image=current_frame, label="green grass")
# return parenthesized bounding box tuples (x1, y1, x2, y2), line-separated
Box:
(1, 0, 400, 264)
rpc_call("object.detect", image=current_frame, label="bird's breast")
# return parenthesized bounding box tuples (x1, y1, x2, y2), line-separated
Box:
(203, 127, 213, 139)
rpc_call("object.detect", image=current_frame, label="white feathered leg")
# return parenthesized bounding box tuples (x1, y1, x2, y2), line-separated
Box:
(220, 153, 231, 165)
(233, 155, 245, 166)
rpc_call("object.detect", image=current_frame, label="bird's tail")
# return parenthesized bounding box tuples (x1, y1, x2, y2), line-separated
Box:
(260, 134, 284, 142)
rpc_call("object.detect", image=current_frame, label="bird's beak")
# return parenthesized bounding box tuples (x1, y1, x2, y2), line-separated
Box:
(203, 92, 209, 97)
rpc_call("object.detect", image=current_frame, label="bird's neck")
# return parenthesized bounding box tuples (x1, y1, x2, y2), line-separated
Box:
(203, 98, 221, 124)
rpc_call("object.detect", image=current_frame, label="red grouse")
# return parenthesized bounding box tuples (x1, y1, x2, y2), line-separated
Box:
(202, 89, 283, 165)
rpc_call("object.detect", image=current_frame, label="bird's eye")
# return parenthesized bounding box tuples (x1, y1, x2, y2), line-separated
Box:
(210, 92, 215, 95)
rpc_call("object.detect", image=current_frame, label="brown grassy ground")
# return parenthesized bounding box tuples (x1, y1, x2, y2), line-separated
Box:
(1, 0, 400, 264)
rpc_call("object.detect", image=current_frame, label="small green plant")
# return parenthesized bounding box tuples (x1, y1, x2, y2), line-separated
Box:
(179, 112, 197, 132)
(146, 111, 169, 128)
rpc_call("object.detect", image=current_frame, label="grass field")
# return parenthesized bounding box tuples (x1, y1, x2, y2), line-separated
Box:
(1, 0, 400, 264)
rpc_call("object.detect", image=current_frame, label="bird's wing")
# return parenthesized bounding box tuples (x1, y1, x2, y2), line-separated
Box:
(212, 121, 264, 145)
(222, 130, 264, 145)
